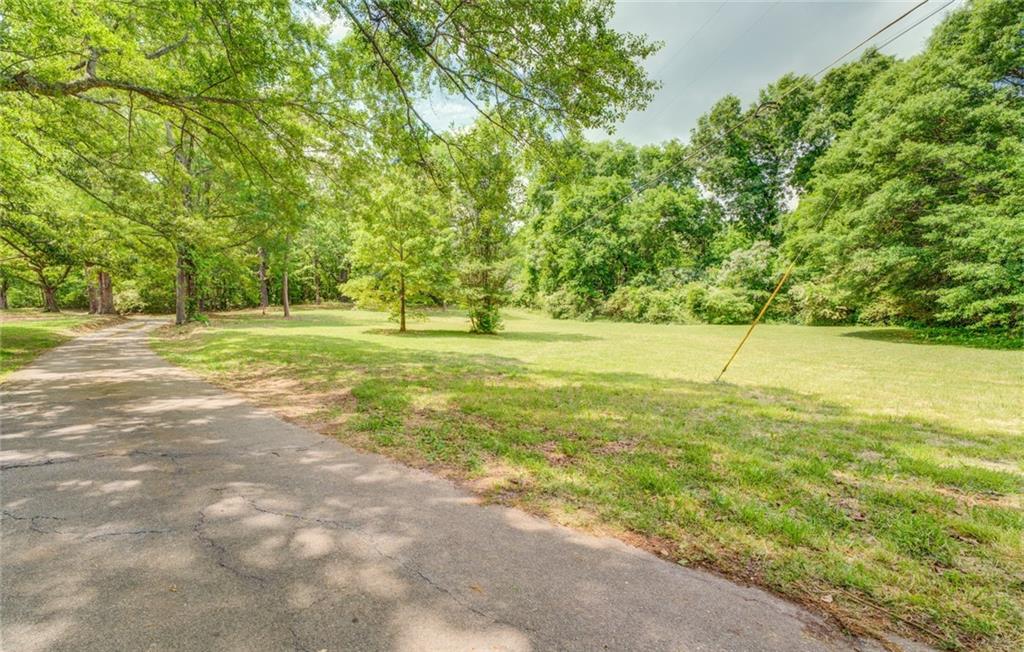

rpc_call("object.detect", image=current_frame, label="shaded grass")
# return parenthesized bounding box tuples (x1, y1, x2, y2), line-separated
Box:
(843, 327, 1022, 350)
(153, 308, 1024, 650)
(0, 312, 119, 380)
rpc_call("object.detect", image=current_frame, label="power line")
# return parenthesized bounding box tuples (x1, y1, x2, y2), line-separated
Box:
(874, 0, 960, 53)
(562, 0, 932, 237)
(712, 0, 961, 382)
(667, 0, 781, 106)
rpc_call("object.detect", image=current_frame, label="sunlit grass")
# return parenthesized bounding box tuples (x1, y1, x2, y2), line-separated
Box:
(153, 307, 1024, 650)
(0, 311, 111, 380)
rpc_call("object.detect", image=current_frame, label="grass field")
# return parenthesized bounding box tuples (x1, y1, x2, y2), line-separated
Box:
(153, 307, 1024, 650)
(0, 312, 120, 380)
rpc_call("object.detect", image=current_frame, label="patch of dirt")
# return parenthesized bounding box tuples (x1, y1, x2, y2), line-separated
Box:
(467, 459, 533, 496)
(857, 450, 887, 463)
(834, 496, 867, 522)
(213, 372, 359, 433)
(537, 441, 571, 466)
(73, 315, 132, 333)
(593, 438, 639, 456)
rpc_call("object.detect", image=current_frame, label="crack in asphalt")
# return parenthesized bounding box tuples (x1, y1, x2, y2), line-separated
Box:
(0, 454, 109, 471)
(192, 507, 268, 586)
(3, 510, 175, 539)
(86, 528, 175, 539)
(1, 509, 67, 534)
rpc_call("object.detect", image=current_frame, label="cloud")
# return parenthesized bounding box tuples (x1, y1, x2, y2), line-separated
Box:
(588, 0, 957, 145)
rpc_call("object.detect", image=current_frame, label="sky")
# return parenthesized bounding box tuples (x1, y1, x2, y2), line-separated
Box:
(586, 0, 961, 144)
(416, 0, 961, 144)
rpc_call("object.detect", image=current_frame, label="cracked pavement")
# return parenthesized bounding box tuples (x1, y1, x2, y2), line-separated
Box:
(0, 320, 919, 651)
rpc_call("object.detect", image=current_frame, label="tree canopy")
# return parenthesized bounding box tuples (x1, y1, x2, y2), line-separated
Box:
(1, 0, 1018, 333)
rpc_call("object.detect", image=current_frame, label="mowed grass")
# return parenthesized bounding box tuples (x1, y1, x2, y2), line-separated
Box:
(0, 312, 118, 380)
(153, 307, 1024, 650)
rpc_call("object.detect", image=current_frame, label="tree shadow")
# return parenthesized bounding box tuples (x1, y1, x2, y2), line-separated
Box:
(363, 328, 599, 342)
(0, 322, 893, 651)
(156, 328, 1021, 650)
(841, 328, 1021, 350)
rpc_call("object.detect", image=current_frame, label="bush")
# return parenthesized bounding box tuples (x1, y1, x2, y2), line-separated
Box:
(542, 288, 598, 320)
(702, 287, 754, 324)
(680, 282, 708, 318)
(114, 282, 146, 314)
(714, 240, 775, 291)
(601, 286, 645, 321)
(791, 282, 854, 325)
(601, 285, 687, 323)
(468, 305, 503, 333)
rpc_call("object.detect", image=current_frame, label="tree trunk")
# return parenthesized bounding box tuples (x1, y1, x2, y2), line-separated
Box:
(98, 271, 115, 314)
(282, 237, 291, 318)
(86, 266, 99, 314)
(313, 253, 321, 305)
(186, 267, 197, 315)
(169, 120, 195, 326)
(41, 284, 60, 312)
(258, 246, 269, 315)
(399, 272, 406, 333)
(282, 270, 291, 318)
(175, 248, 188, 325)
(0, 278, 8, 310)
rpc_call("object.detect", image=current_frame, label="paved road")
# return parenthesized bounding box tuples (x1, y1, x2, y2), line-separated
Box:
(2, 321, 909, 651)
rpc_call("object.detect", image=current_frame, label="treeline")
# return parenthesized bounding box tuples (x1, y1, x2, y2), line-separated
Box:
(1, 1, 1020, 333)
(517, 0, 1022, 329)
(0, 0, 655, 331)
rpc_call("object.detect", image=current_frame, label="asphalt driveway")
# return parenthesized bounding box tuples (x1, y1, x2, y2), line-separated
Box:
(1, 321, 911, 651)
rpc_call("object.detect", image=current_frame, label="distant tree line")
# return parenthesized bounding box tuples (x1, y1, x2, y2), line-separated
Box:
(1, 0, 1019, 333)
(517, 0, 1022, 330)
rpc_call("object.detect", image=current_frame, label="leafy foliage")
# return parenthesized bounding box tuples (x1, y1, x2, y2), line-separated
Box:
(787, 0, 1024, 328)
(342, 172, 451, 330)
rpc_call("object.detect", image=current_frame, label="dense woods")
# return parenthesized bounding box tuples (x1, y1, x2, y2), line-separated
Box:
(1, 0, 1020, 333)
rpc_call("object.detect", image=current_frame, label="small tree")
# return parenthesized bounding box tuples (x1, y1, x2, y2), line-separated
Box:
(343, 174, 451, 332)
(449, 122, 520, 333)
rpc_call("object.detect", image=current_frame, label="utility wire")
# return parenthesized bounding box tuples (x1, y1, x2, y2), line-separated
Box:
(874, 0, 961, 53)
(562, 0, 931, 237)
(661, 0, 779, 108)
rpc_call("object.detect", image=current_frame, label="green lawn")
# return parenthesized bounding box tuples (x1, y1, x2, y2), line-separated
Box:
(153, 307, 1024, 651)
(0, 312, 118, 380)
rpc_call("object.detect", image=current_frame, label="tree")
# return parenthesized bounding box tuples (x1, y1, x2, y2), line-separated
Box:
(2, 1, 659, 321)
(689, 74, 818, 242)
(787, 0, 1024, 328)
(343, 172, 451, 332)
(446, 122, 521, 333)
(520, 139, 709, 316)
(293, 208, 353, 306)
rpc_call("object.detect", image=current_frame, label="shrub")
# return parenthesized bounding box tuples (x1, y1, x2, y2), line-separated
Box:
(542, 288, 597, 320)
(791, 282, 855, 325)
(601, 286, 646, 321)
(114, 282, 146, 314)
(600, 286, 674, 323)
(702, 287, 754, 324)
(680, 282, 708, 318)
(468, 305, 503, 334)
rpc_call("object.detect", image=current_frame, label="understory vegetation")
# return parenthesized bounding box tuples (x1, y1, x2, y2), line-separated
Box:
(4, 1, 1022, 650)
(3, 1, 1020, 337)
(153, 308, 1024, 651)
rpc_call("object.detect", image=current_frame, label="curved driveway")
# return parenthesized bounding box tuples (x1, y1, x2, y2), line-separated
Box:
(1, 321, 913, 651)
